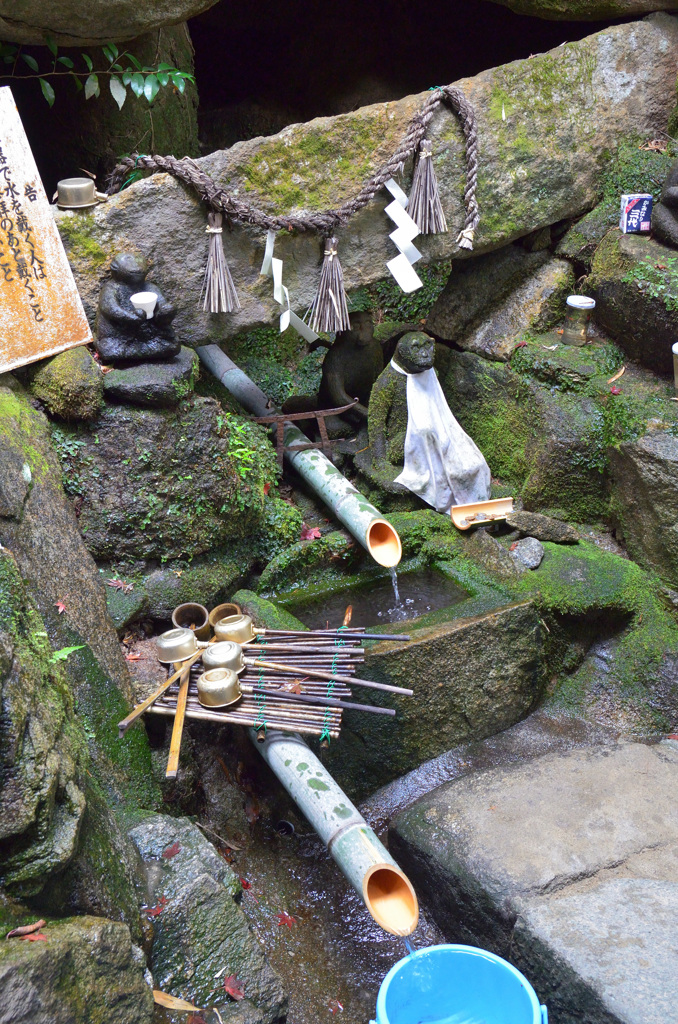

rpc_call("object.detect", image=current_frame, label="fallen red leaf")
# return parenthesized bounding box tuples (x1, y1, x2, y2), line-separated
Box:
(125, 651, 142, 661)
(187, 1016, 207, 1024)
(263, 482, 271, 495)
(54, 600, 66, 614)
(300, 523, 321, 541)
(509, 542, 519, 551)
(6, 919, 46, 938)
(144, 896, 168, 917)
(609, 385, 621, 395)
(276, 911, 297, 928)
(329, 998, 344, 1014)
(104, 577, 134, 593)
(162, 842, 181, 859)
(21, 932, 47, 941)
(239, 877, 252, 890)
(514, 341, 527, 349)
(223, 975, 245, 1001)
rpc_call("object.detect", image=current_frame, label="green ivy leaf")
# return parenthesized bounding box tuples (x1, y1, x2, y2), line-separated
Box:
(130, 72, 144, 98)
(171, 73, 186, 95)
(49, 644, 86, 664)
(39, 78, 55, 106)
(109, 74, 126, 110)
(21, 53, 39, 72)
(57, 55, 74, 68)
(73, 77, 83, 91)
(102, 44, 115, 64)
(82, 52, 93, 72)
(45, 35, 58, 57)
(156, 62, 174, 72)
(122, 70, 132, 86)
(84, 72, 100, 100)
(143, 73, 159, 103)
(0, 44, 18, 58)
(157, 71, 169, 87)
(127, 53, 142, 71)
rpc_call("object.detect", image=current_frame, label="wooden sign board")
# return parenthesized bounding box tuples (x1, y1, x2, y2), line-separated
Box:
(0, 86, 92, 373)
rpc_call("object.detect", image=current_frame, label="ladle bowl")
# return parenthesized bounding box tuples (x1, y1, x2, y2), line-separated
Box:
(214, 613, 256, 644)
(172, 602, 211, 642)
(156, 627, 198, 664)
(197, 667, 242, 708)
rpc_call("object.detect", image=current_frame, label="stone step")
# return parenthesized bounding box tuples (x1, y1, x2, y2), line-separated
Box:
(392, 739, 678, 1024)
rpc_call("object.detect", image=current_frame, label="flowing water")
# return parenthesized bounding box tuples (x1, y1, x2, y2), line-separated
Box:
(287, 568, 468, 630)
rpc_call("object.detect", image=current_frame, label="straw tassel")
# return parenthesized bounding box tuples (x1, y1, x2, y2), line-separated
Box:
(202, 210, 241, 313)
(408, 139, 448, 235)
(308, 237, 350, 334)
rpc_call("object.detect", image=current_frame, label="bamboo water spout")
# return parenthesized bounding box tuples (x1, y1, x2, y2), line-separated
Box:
(252, 730, 419, 937)
(197, 345, 401, 567)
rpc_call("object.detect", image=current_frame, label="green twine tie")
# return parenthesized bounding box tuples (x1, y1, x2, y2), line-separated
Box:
(320, 652, 339, 744)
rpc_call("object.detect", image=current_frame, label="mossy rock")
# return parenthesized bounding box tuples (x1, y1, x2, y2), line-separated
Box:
(51, 398, 278, 562)
(257, 529, 361, 594)
(0, 549, 87, 897)
(589, 229, 678, 374)
(510, 540, 678, 732)
(26, 346, 103, 421)
(231, 589, 308, 631)
(0, 915, 153, 1024)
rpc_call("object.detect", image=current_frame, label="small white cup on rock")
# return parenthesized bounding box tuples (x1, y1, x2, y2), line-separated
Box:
(130, 291, 157, 319)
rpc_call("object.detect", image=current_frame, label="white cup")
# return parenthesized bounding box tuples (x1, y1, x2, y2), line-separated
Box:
(130, 291, 158, 319)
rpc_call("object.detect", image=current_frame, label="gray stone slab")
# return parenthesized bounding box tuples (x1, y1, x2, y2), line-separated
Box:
(518, 878, 678, 1024)
(392, 741, 678, 1024)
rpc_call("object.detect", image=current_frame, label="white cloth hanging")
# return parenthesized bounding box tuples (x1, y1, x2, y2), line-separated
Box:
(392, 359, 491, 513)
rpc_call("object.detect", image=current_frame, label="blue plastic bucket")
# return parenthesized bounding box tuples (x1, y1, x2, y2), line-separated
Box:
(372, 944, 548, 1024)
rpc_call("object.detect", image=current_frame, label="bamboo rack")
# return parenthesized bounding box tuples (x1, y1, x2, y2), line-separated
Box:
(144, 631, 367, 747)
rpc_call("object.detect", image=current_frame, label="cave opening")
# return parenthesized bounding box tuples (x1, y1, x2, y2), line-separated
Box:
(190, 0, 623, 151)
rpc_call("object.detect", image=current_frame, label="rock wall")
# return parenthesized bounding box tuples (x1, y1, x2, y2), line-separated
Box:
(484, 0, 678, 18)
(0, 0, 218, 46)
(59, 14, 678, 345)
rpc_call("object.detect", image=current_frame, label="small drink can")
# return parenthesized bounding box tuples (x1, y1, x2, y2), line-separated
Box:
(619, 193, 653, 234)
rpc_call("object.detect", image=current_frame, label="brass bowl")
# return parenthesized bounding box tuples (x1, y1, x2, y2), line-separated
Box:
(156, 627, 198, 664)
(172, 602, 211, 642)
(202, 640, 246, 674)
(197, 667, 242, 708)
(214, 613, 256, 645)
(208, 602, 242, 629)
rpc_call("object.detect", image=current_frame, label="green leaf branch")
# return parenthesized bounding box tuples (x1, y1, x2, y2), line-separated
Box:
(0, 38, 194, 108)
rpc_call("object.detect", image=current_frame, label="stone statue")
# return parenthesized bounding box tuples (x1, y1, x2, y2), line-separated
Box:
(358, 331, 491, 511)
(282, 311, 384, 433)
(652, 161, 678, 249)
(95, 253, 179, 363)
(317, 311, 384, 424)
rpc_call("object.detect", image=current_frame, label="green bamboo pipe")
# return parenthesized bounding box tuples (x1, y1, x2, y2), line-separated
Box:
(197, 345, 402, 568)
(251, 729, 418, 936)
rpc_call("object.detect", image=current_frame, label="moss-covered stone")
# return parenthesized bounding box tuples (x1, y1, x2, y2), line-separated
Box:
(510, 540, 678, 732)
(231, 590, 308, 631)
(257, 530, 361, 594)
(0, 381, 159, 808)
(589, 228, 678, 374)
(0, 549, 87, 897)
(25, 346, 103, 422)
(51, 399, 279, 562)
(0, 915, 153, 1024)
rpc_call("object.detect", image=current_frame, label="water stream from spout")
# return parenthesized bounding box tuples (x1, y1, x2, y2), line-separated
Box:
(388, 568, 408, 622)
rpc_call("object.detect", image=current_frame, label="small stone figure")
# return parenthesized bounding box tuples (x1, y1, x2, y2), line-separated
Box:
(317, 311, 383, 424)
(96, 253, 179, 363)
(652, 161, 678, 249)
(359, 331, 491, 511)
(282, 311, 383, 433)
